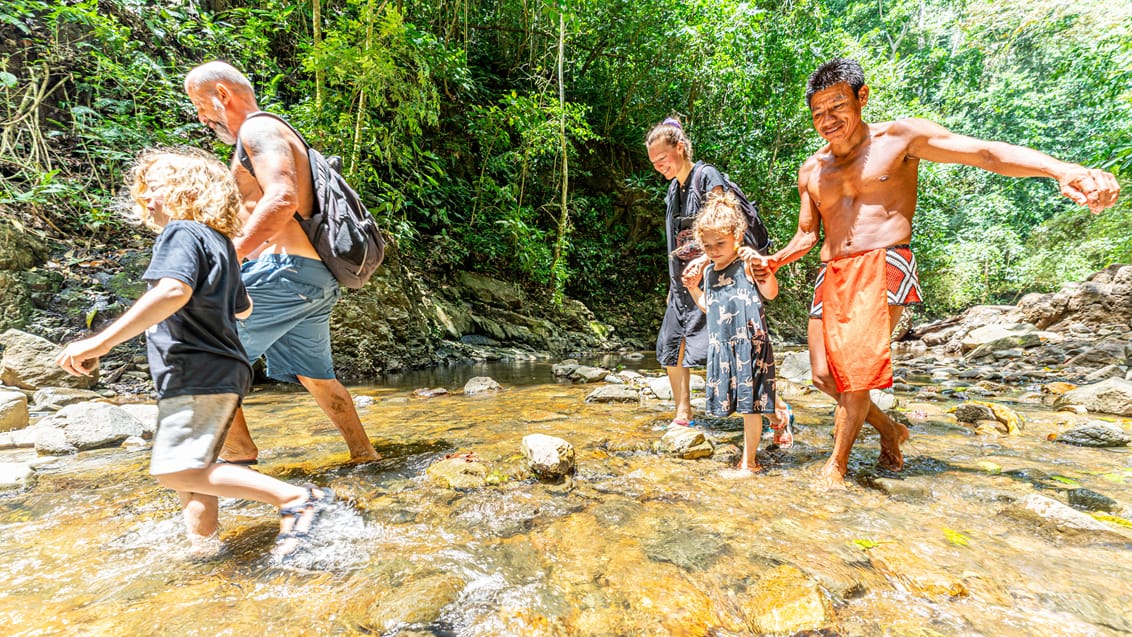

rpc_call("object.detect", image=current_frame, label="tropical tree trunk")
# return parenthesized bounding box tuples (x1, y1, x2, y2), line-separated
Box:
(313, 0, 324, 110)
(549, 6, 569, 302)
(350, 0, 377, 177)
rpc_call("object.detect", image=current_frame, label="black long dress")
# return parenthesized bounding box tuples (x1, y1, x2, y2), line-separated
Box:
(655, 161, 725, 367)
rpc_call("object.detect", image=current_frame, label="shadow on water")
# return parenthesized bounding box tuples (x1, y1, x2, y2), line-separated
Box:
(2, 355, 1132, 635)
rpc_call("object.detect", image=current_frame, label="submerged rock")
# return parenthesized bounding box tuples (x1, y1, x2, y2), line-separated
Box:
(742, 565, 832, 634)
(426, 454, 488, 489)
(1005, 493, 1132, 542)
(1066, 488, 1121, 514)
(361, 573, 465, 634)
(1049, 421, 1131, 448)
(869, 476, 932, 499)
(642, 524, 727, 571)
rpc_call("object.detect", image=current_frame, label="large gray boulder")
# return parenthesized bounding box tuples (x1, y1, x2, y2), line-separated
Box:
(961, 324, 1039, 355)
(1056, 378, 1132, 416)
(1, 330, 98, 390)
(32, 387, 104, 410)
(1014, 264, 1132, 330)
(33, 401, 146, 454)
(116, 403, 158, 438)
(0, 390, 28, 431)
(457, 271, 524, 310)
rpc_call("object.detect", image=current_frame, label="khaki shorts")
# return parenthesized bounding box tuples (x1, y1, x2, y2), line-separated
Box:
(149, 393, 240, 475)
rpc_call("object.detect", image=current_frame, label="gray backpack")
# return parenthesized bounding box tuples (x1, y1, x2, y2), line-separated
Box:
(235, 112, 385, 288)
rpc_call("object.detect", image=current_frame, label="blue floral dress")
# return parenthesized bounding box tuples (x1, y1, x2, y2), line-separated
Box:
(703, 258, 776, 416)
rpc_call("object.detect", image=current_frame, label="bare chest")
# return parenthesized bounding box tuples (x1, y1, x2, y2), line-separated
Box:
(810, 140, 916, 212)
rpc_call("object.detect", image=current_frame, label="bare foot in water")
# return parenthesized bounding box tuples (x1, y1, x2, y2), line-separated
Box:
(219, 442, 259, 465)
(348, 451, 382, 464)
(878, 422, 910, 471)
(739, 458, 763, 473)
(817, 460, 849, 490)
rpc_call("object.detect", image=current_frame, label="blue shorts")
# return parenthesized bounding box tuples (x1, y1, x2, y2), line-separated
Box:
(238, 254, 340, 384)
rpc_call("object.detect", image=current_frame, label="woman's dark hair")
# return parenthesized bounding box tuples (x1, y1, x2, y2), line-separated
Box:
(805, 58, 866, 107)
(645, 115, 693, 161)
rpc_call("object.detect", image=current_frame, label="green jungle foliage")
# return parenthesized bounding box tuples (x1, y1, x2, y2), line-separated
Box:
(1, 0, 1129, 337)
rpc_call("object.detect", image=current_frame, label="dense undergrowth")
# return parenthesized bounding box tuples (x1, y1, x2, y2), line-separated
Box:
(1, 0, 1128, 341)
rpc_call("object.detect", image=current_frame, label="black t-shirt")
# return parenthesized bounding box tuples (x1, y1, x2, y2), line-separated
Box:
(142, 220, 252, 399)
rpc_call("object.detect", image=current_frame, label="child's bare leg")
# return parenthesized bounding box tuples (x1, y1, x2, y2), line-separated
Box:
(178, 491, 219, 538)
(740, 414, 763, 472)
(158, 465, 307, 508)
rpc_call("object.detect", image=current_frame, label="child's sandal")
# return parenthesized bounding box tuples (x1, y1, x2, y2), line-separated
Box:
(770, 405, 795, 449)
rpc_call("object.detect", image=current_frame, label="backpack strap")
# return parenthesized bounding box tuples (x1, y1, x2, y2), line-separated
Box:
(232, 111, 315, 222)
(688, 161, 704, 200)
(233, 111, 314, 176)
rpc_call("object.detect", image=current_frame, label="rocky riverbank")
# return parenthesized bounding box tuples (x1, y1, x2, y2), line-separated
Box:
(0, 216, 644, 389)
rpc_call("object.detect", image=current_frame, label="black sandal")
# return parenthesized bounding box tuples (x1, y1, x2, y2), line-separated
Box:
(273, 484, 335, 560)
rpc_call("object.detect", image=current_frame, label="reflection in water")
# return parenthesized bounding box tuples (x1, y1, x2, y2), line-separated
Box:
(2, 356, 1131, 635)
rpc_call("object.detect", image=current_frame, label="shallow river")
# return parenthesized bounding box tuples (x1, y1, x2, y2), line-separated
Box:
(2, 355, 1131, 636)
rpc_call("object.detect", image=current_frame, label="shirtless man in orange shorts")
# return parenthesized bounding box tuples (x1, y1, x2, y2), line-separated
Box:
(757, 58, 1120, 489)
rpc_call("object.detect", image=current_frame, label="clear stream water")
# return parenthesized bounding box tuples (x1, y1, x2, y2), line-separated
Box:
(1, 355, 1130, 636)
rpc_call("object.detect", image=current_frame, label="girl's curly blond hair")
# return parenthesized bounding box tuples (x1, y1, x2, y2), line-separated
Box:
(693, 190, 747, 244)
(128, 147, 243, 237)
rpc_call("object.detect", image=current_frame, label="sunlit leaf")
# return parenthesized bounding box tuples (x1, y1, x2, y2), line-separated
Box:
(943, 528, 970, 547)
(1091, 514, 1132, 529)
(1049, 475, 1081, 487)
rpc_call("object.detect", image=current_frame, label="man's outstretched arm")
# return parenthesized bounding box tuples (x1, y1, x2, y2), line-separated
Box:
(902, 118, 1120, 213)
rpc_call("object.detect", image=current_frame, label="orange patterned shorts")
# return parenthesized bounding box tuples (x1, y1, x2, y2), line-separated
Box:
(809, 244, 923, 318)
